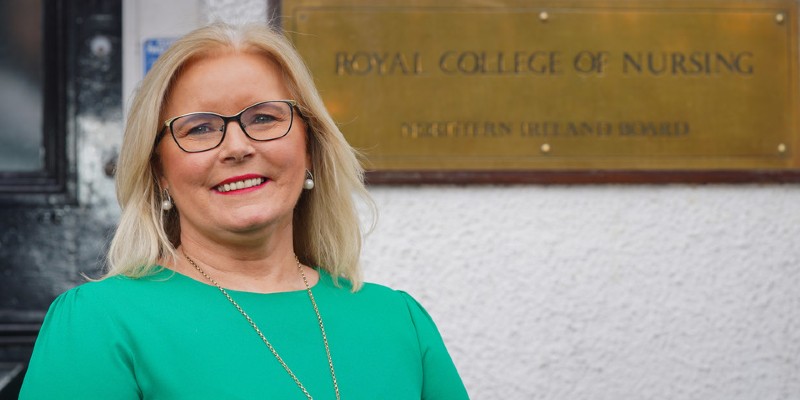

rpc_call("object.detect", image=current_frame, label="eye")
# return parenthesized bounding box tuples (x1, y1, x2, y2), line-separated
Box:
(172, 113, 221, 138)
(185, 123, 217, 135)
(248, 113, 279, 125)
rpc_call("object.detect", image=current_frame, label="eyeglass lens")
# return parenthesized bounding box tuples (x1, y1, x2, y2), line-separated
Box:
(170, 101, 293, 152)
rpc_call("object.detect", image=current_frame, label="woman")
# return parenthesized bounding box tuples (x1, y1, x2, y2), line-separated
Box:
(20, 23, 468, 399)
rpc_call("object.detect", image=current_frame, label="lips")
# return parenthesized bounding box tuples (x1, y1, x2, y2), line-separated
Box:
(214, 174, 268, 193)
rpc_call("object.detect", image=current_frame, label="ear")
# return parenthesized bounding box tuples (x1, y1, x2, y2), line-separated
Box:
(151, 151, 168, 192)
(303, 123, 314, 171)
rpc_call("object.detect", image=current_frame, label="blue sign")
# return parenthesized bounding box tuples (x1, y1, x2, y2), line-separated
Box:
(143, 38, 176, 75)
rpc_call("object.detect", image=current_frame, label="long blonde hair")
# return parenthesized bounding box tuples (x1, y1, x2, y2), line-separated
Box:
(107, 23, 373, 289)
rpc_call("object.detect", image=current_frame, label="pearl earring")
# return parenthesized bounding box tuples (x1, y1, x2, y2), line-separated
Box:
(303, 170, 315, 190)
(161, 189, 174, 211)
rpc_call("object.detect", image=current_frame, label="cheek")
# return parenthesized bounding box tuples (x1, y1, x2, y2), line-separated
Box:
(159, 149, 209, 188)
(268, 150, 306, 181)
(267, 130, 309, 170)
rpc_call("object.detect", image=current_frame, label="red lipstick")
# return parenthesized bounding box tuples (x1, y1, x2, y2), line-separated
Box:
(215, 174, 264, 186)
(213, 174, 268, 195)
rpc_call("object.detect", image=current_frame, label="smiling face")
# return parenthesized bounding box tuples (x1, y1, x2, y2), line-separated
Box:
(157, 50, 309, 245)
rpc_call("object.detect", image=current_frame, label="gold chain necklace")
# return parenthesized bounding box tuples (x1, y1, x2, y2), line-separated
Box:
(182, 252, 341, 400)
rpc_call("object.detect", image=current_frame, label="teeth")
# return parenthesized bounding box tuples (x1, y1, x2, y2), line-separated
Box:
(216, 178, 265, 193)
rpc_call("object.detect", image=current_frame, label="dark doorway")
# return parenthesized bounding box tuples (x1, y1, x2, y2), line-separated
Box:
(0, 0, 122, 396)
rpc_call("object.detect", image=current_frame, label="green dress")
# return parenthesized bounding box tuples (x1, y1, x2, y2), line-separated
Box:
(19, 268, 469, 399)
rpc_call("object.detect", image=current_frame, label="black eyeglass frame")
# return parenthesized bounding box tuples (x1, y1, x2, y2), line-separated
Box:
(155, 99, 299, 153)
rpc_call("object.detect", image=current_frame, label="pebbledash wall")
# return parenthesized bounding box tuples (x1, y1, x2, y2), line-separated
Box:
(365, 185, 800, 399)
(118, 1, 800, 398)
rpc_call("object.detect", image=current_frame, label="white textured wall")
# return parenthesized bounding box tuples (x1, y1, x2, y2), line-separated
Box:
(362, 186, 800, 399)
(135, 2, 800, 399)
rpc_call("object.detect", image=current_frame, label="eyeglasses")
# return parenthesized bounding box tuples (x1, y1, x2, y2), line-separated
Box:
(158, 100, 298, 153)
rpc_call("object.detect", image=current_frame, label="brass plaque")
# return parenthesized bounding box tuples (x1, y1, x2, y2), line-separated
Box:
(283, 0, 800, 180)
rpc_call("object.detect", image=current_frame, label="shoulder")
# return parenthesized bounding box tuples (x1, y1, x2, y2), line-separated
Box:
(360, 282, 432, 320)
(43, 269, 179, 325)
(59, 268, 166, 297)
(324, 272, 414, 308)
(322, 272, 437, 329)
(64, 273, 151, 296)
(33, 275, 150, 348)
(48, 275, 135, 311)
(338, 279, 470, 398)
(21, 277, 149, 399)
(347, 281, 450, 355)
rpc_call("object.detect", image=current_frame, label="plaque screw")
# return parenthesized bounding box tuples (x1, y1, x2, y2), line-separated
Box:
(540, 143, 551, 153)
(778, 143, 787, 153)
(539, 11, 549, 22)
(776, 13, 785, 24)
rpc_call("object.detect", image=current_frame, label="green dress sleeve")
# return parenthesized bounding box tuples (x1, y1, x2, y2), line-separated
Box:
(19, 285, 141, 400)
(398, 291, 470, 400)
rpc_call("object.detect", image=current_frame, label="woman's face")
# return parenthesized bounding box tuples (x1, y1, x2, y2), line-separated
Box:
(157, 51, 309, 243)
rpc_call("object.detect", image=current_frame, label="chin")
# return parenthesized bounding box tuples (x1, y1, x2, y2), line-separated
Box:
(226, 213, 291, 234)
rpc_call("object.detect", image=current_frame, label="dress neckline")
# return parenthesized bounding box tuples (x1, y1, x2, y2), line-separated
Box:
(147, 265, 329, 296)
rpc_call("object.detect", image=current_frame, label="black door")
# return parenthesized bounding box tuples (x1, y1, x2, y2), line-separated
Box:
(0, 1, 122, 397)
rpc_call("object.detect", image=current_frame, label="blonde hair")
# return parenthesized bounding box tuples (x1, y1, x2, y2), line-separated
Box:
(107, 23, 374, 290)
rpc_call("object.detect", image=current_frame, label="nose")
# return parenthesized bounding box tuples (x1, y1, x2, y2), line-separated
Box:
(218, 119, 255, 162)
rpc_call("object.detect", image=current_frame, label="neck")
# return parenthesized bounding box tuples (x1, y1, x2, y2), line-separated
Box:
(173, 224, 316, 293)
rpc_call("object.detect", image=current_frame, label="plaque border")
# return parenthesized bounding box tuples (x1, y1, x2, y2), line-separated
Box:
(365, 169, 800, 184)
(281, 0, 800, 184)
